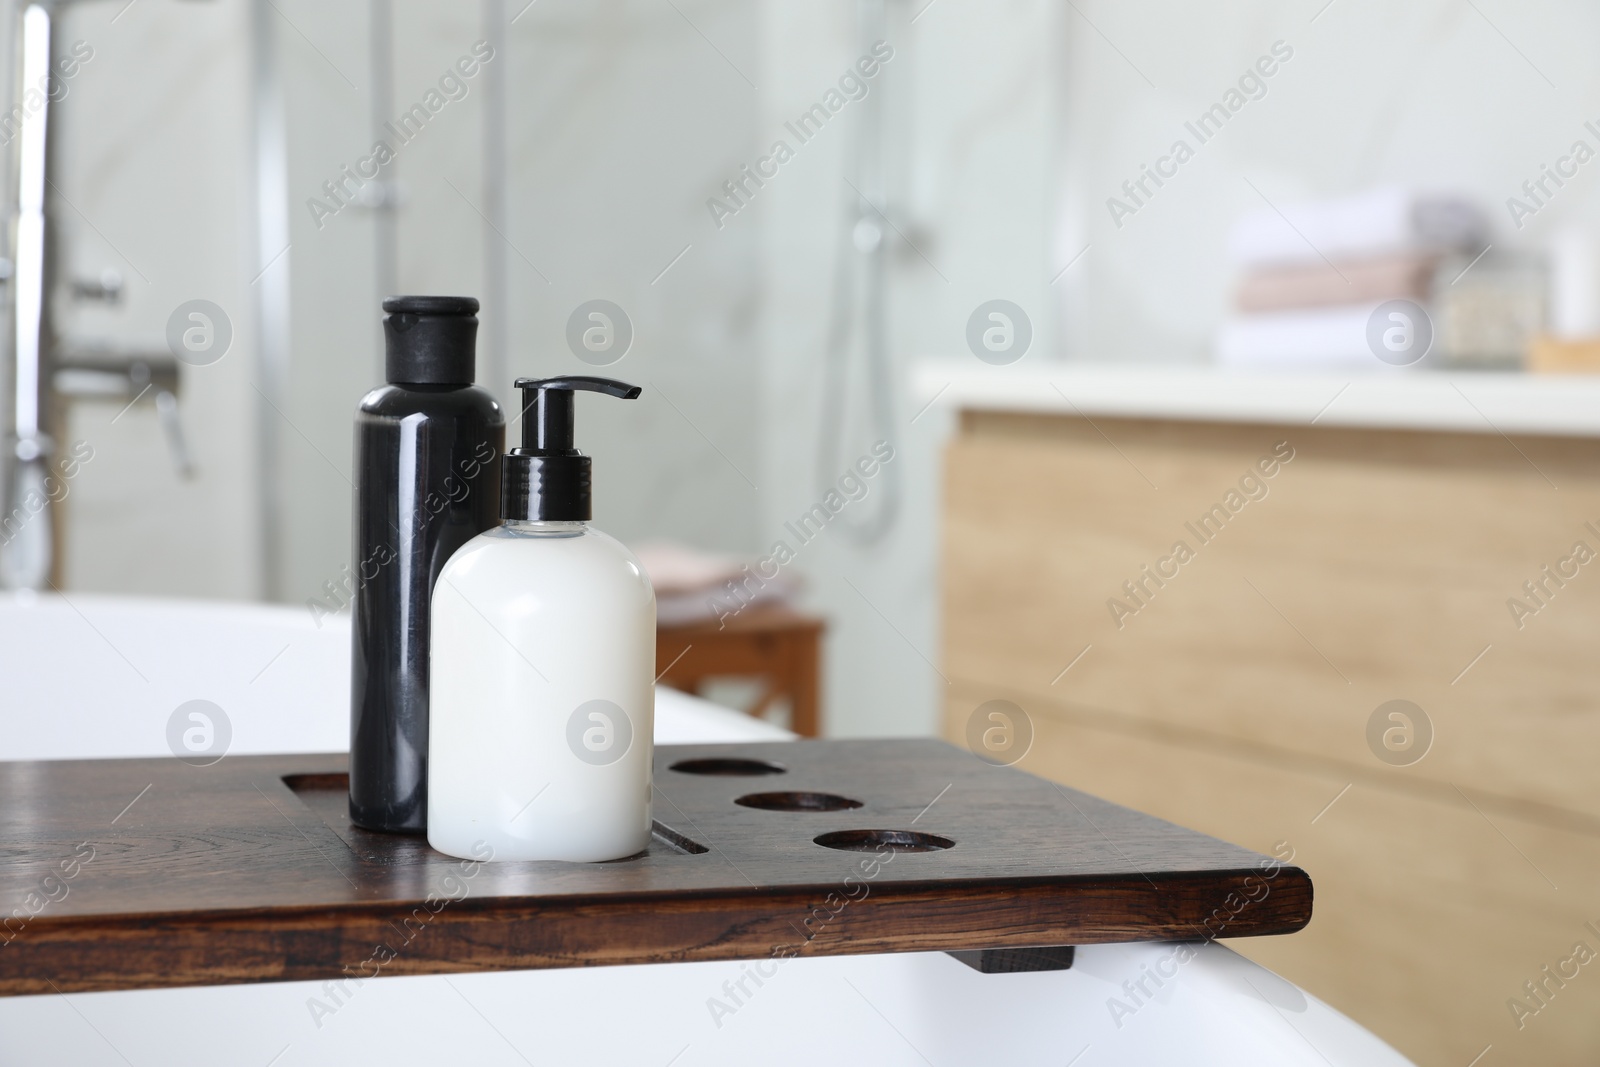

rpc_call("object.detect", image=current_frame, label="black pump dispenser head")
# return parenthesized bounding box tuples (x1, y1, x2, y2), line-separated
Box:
(502, 376, 641, 521)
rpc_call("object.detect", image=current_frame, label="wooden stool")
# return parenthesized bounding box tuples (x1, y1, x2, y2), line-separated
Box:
(655, 606, 824, 736)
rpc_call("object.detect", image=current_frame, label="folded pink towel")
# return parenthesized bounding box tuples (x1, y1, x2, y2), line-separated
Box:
(1235, 254, 1437, 313)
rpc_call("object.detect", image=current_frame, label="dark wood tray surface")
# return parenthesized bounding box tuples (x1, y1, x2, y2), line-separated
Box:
(0, 739, 1311, 995)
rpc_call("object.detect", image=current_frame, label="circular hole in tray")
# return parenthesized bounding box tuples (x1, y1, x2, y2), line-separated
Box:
(735, 791, 864, 812)
(812, 829, 955, 853)
(669, 757, 787, 777)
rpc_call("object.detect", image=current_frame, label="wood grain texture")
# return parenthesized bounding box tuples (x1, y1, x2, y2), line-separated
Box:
(945, 409, 1600, 821)
(940, 409, 1600, 1065)
(958, 689, 1600, 1067)
(0, 740, 1309, 996)
(656, 606, 825, 736)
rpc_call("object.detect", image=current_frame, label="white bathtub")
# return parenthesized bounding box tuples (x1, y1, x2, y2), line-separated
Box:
(0, 593, 1415, 1066)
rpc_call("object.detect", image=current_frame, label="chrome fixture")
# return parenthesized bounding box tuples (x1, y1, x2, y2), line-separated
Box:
(0, 2, 195, 590)
(53, 351, 192, 477)
(2, 2, 58, 590)
(818, 0, 901, 545)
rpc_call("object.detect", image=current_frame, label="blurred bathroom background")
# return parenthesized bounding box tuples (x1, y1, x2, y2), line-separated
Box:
(11, 1, 1600, 1062)
(19, 0, 1600, 740)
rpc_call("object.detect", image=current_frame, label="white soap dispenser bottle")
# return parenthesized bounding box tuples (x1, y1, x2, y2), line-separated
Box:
(428, 376, 654, 862)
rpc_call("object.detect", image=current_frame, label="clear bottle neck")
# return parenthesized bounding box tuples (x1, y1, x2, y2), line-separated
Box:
(497, 518, 587, 539)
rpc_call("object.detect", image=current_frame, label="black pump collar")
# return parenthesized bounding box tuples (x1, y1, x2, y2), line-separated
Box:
(501, 376, 641, 521)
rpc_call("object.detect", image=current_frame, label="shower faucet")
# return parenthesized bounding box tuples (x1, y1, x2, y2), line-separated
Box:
(0, 1, 192, 590)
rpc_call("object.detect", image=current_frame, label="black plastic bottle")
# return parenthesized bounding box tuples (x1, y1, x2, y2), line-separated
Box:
(349, 296, 504, 833)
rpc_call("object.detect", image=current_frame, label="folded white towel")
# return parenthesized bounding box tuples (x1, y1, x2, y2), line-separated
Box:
(1228, 186, 1485, 269)
(1215, 304, 1421, 371)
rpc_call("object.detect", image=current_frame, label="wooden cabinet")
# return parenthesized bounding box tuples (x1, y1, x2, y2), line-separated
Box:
(941, 409, 1600, 1065)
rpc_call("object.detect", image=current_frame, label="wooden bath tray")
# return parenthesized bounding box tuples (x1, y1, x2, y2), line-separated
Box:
(0, 739, 1312, 995)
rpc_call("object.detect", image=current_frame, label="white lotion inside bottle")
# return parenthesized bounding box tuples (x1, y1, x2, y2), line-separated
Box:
(427, 378, 654, 862)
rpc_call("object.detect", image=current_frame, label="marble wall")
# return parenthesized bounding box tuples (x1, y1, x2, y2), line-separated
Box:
(51, 0, 260, 599)
(46, 1, 1598, 737)
(47, 0, 1066, 739)
(756, 0, 1061, 737)
(1055, 0, 1600, 362)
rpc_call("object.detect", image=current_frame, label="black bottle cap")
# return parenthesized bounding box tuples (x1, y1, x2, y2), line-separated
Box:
(383, 295, 479, 385)
(503, 376, 641, 521)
